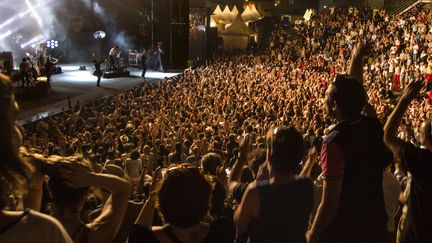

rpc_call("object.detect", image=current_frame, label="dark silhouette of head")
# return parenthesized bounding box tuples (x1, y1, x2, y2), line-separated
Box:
(325, 75, 367, 120)
(266, 127, 305, 174)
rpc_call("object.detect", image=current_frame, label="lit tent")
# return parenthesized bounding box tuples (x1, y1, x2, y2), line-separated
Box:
(212, 5, 223, 23)
(303, 9, 312, 21)
(220, 14, 257, 50)
(250, 4, 263, 20)
(213, 5, 223, 15)
(241, 5, 255, 22)
(230, 5, 239, 23)
(220, 5, 232, 24)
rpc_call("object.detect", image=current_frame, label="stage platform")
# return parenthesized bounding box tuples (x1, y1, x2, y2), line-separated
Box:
(17, 63, 181, 125)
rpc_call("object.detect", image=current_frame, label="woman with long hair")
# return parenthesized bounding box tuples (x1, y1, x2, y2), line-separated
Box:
(130, 163, 222, 243)
(0, 73, 72, 243)
(44, 155, 131, 243)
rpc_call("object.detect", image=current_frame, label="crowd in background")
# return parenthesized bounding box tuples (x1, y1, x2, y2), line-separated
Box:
(1, 4, 432, 243)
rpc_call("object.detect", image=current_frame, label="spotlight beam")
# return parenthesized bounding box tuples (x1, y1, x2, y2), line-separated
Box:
(21, 34, 45, 48)
(0, 30, 13, 40)
(0, 0, 47, 31)
(25, 0, 44, 28)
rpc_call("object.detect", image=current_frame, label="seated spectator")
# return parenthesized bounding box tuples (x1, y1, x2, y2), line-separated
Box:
(234, 127, 314, 243)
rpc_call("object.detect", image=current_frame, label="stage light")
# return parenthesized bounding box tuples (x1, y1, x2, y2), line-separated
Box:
(93, 31, 106, 39)
(46, 39, 59, 49)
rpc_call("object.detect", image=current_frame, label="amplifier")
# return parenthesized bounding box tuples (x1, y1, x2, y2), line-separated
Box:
(0, 52, 13, 73)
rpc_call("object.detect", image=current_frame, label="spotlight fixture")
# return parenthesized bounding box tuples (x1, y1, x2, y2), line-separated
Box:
(93, 31, 106, 39)
(46, 40, 59, 49)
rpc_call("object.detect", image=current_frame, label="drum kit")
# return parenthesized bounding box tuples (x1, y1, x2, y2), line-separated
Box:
(13, 43, 60, 97)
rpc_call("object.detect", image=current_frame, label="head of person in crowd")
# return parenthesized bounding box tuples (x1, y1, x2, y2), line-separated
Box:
(130, 150, 140, 160)
(201, 152, 223, 176)
(98, 164, 129, 202)
(249, 149, 267, 178)
(418, 120, 432, 149)
(46, 156, 92, 218)
(266, 127, 305, 175)
(0, 74, 32, 209)
(325, 74, 367, 121)
(157, 163, 211, 228)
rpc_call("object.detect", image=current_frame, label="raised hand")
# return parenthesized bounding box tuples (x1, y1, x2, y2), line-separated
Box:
(356, 39, 372, 57)
(401, 79, 423, 103)
(239, 134, 253, 163)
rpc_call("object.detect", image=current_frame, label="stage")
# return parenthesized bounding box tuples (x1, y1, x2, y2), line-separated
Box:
(17, 63, 181, 125)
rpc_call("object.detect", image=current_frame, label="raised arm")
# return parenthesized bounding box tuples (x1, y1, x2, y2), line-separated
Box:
(228, 134, 251, 194)
(60, 162, 130, 243)
(300, 146, 318, 178)
(135, 168, 162, 226)
(384, 80, 423, 156)
(348, 40, 370, 83)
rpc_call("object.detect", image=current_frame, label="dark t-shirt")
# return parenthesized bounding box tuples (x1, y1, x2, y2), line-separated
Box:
(319, 116, 392, 242)
(232, 182, 249, 203)
(399, 143, 432, 243)
(247, 178, 314, 243)
(141, 54, 147, 68)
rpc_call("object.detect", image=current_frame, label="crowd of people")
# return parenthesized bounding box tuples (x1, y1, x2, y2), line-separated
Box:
(1, 4, 432, 243)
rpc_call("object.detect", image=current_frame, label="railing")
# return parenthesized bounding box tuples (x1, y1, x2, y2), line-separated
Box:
(387, 0, 419, 15)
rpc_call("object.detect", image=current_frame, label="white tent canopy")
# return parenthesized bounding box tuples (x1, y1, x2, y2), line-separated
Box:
(219, 5, 232, 23)
(230, 6, 239, 22)
(241, 5, 255, 22)
(250, 4, 263, 20)
(213, 5, 222, 15)
(221, 14, 257, 50)
(303, 9, 312, 21)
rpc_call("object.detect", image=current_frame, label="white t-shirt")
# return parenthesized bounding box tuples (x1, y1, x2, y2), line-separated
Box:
(0, 210, 72, 243)
(382, 171, 402, 232)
